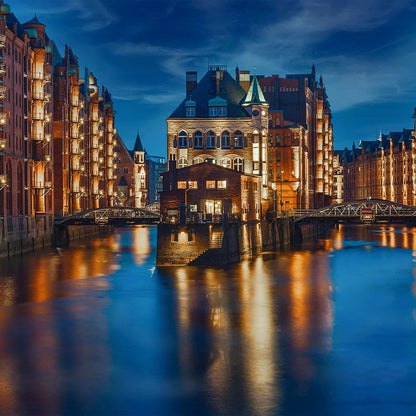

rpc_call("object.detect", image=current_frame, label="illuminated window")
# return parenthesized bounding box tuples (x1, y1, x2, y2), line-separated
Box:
(178, 157, 187, 169)
(233, 157, 243, 172)
(220, 157, 231, 169)
(217, 180, 227, 189)
(188, 181, 198, 189)
(193, 157, 204, 165)
(206, 180, 216, 189)
(206, 131, 216, 148)
(177, 181, 187, 189)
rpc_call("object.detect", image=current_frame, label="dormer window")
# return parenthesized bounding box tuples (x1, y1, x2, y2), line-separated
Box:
(208, 96, 227, 117)
(185, 98, 196, 117)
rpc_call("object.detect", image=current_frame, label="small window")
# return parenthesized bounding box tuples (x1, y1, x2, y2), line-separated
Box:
(178, 181, 187, 189)
(206, 131, 216, 148)
(123, 168, 129, 174)
(194, 131, 203, 148)
(206, 180, 216, 189)
(217, 180, 227, 189)
(186, 107, 195, 117)
(178, 157, 188, 168)
(178, 131, 187, 148)
(188, 181, 198, 189)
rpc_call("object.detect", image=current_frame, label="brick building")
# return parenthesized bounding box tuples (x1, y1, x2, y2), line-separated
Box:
(258, 65, 334, 208)
(160, 160, 261, 222)
(341, 123, 416, 205)
(0, 2, 123, 251)
(113, 131, 148, 208)
(167, 65, 270, 212)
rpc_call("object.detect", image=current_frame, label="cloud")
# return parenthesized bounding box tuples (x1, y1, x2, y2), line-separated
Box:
(112, 85, 181, 104)
(18, 0, 117, 31)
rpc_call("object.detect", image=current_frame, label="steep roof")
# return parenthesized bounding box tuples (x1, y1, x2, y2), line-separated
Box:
(6, 13, 26, 39)
(242, 75, 268, 106)
(169, 70, 250, 119)
(133, 131, 145, 152)
(118, 175, 129, 187)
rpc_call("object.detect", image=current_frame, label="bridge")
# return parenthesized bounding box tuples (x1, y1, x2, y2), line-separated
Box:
(293, 199, 416, 224)
(55, 207, 160, 226)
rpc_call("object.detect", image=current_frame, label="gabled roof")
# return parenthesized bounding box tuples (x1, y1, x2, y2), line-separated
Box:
(169, 70, 250, 119)
(242, 75, 268, 106)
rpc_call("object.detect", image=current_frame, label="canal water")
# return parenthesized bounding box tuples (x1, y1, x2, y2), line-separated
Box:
(0, 224, 416, 415)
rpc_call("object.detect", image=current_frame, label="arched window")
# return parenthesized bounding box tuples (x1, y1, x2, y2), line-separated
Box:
(178, 157, 188, 169)
(206, 131, 216, 149)
(178, 131, 187, 148)
(193, 157, 204, 165)
(221, 131, 230, 148)
(194, 131, 203, 148)
(233, 157, 244, 172)
(234, 131, 243, 148)
(220, 158, 232, 169)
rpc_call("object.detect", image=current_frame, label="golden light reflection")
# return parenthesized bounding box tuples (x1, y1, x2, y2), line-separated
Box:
(133, 226, 151, 265)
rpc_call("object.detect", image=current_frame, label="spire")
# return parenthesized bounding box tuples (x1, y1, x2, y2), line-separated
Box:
(24, 14, 45, 26)
(242, 75, 268, 106)
(133, 130, 145, 152)
(311, 64, 316, 78)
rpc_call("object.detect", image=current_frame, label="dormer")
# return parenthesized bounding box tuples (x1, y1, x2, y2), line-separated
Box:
(185, 97, 196, 117)
(208, 96, 227, 117)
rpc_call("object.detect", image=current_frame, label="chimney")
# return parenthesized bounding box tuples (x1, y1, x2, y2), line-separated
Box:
(235, 66, 240, 82)
(186, 72, 197, 96)
(216, 68, 220, 96)
(168, 159, 177, 191)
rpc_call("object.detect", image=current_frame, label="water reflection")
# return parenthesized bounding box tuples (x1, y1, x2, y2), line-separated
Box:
(0, 224, 416, 415)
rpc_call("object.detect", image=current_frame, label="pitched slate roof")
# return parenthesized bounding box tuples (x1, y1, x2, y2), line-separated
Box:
(118, 175, 128, 187)
(242, 75, 268, 106)
(169, 70, 250, 119)
(6, 13, 26, 39)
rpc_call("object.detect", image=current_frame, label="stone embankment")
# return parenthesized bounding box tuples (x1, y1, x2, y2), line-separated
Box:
(156, 218, 331, 266)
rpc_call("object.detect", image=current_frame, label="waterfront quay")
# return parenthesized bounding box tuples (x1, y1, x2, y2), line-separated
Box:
(1, 224, 416, 415)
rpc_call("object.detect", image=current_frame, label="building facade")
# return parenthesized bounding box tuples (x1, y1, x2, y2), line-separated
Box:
(341, 126, 416, 205)
(0, 2, 124, 251)
(258, 66, 334, 208)
(160, 160, 262, 222)
(167, 65, 270, 213)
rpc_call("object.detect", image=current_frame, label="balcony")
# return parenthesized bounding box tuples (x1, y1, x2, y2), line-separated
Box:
(71, 99, 80, 107)
(0, 138, 6, 150)
(0, 35, 5, 48)
(33, 133, 44, 141)
(0, 86, 6, 99)
(0, 60, 5, 74)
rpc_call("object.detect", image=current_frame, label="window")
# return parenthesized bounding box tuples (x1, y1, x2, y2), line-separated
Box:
(276, 134, 281, 145)
(220, 158, 231, 169)
(221, 131, 230, 148)
(209, 107, 227, 117)
(123, 168, 129, 174)
(177, 181, 187, 189)
(186, 107, 195, 117)
(217, 180, 227, 189)
(193, 157, 204, 165)
(178, 157, 188, 168)
(234, 131, 243, 148)
(178, 131, 187, 148)
(188, 181, 198, 189)
(276, 152, 281, 162)
(194, 131, 203, 148)
(233, 157, 243, 172)
(206, 131, 216, 148)
(206, 180, 216, 189)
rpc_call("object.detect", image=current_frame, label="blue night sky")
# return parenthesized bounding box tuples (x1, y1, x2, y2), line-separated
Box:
(11, 0, 416, 156)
